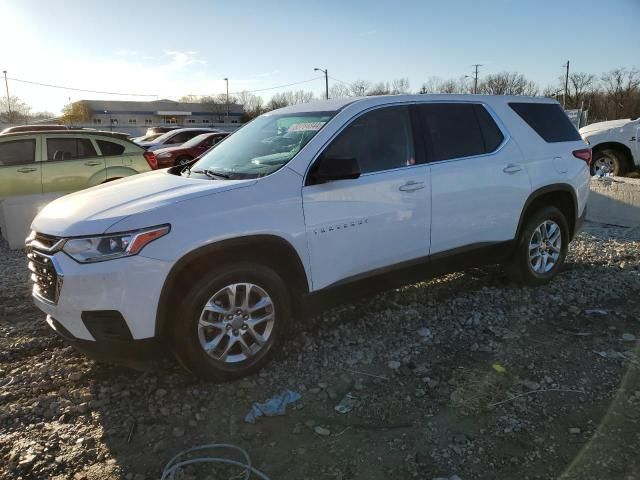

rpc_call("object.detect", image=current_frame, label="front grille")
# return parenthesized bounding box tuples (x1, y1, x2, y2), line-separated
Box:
(32, 232, 60, 250)
(26, 235, 64, 304)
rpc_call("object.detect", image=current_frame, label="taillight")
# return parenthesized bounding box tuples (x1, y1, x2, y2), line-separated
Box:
(572, 148, 592, 165)
(143, 150, 158, 169)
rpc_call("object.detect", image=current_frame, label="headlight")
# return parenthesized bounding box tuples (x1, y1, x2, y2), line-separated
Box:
(62, 225, 170, 263)
(156, 152, 173, 159)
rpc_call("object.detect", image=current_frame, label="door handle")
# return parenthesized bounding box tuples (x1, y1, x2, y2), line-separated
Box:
(503, 163, 523, 174)
(17, 167, 37, 173)
(399, 180, 425, 192)
(84, 161, 101, 166)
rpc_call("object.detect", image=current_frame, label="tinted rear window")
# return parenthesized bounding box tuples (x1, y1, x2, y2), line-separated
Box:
(418, 103, 485, 161)
(0, 139, 36, 166)
(509, 102, 581, 143)
(97, 139, 126, 156)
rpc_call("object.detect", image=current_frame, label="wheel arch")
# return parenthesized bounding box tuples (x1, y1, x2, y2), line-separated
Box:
(516, 184, 578, 241)
(155, 234, 310, 338)
(591, 141, 634, 169)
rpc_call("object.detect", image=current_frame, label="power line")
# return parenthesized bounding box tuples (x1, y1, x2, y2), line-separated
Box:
(231, 76, 324, 94)
(328, 76, 352, 87)
(5, 75, 326, 99)
(6, 76, 158, 97)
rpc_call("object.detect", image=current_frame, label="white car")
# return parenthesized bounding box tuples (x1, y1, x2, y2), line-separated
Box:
(26, 95, 590, 380)
(137, 127, 220, 151)
(579, 118, 639, 176)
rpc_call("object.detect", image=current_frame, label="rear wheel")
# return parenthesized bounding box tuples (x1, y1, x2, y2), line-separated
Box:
(507, 206, 569, 286)
(171, 262, 291, 381)
(591, 149, 627, 176)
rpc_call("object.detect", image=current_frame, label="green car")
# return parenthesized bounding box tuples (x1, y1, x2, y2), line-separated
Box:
(0, 130, 156, 200)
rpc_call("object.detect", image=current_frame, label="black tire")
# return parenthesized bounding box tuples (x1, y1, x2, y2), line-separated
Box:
(170, 262, 291, 381)
(507, 206, 569, 286)
(591, 149, 627, 176)
(175, 156, 192, 167)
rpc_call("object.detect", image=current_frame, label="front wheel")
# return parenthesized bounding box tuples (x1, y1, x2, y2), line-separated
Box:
(171, 262, 291, 381)
(507, 206, 569, 286)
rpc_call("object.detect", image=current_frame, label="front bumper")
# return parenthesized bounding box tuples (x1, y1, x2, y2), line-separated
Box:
(30, 251, 173, 342)
(46, 314, 161, 367)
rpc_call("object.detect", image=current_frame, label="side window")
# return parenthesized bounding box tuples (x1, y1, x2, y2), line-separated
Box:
(0, 139, 36, 166)
(167, 131, 199, 144)
(474, 105, 505, 152)
(96, 139, 126, 156)
(321, 106, 415, 174)
(47, 138, 97, 161)
(509, 102, 581, 143)
(418, 103, 485, 161)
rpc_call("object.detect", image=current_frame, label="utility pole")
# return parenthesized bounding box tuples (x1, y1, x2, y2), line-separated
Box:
(563, 60, 570, 109)
(472, 64, 482, 94)
(314, 67, 329, 100)
(223, 78, 229, 123)
(3, 70, 12, 121)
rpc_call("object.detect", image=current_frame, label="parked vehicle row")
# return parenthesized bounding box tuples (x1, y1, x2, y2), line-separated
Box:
(0, 130, 155, 200)
(155, 132, 229, 168)
(27, 94, 590, 381)
(136, 127, 223, 151)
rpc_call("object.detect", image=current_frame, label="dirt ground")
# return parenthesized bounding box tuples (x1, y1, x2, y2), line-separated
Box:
(1, 221, 639, 480)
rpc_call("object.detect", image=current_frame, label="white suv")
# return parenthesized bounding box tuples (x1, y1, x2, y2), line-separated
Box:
(26, 95, 591, 380)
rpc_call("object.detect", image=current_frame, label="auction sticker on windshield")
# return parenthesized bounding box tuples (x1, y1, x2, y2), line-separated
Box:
(288, 122, 326, 132)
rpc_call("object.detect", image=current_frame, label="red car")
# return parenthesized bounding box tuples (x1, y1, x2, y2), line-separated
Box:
(154, 132, 229, 168)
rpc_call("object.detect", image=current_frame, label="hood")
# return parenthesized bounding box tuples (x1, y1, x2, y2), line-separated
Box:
(32, 170, 255, 237)
(580, 119, 634, 135)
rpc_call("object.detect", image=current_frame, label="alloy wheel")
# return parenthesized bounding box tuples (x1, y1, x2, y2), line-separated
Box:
(197, 283, 275, 363)
(528, 220, 562, 274)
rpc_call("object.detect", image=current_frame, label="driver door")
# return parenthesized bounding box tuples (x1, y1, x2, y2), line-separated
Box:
(302, 105, 431, 290)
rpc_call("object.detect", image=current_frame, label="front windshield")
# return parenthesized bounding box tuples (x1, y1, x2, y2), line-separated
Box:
(190, 111, 334, 178)
(181, 133, 212, 148)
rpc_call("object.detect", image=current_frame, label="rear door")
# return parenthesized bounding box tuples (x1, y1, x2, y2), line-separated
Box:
(0, 136, 42, 199)
(41, 135, 106, 194)
(95, 137, 129, 168)
(416, 102, 531, 255)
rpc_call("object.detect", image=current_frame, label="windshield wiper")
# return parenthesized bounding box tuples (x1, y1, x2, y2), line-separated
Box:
(191, 169, 232, 180)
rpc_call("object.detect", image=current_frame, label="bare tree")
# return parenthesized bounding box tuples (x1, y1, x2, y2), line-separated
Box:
(390, 78, 411, 94)
(568, 72, 596, 108)
(419, 77, 443, 94)
(328, 83, 352, 99)
(479, 72, 538, 96)
(601, 68, 640, 118)
(367, 81, 390, 95)
(0, 95, 32, 122)
(349, 79, 371, 97)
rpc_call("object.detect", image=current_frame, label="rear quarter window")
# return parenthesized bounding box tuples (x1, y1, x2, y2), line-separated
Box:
(97, 139, 126, 156)
(509, 102, 581, 143)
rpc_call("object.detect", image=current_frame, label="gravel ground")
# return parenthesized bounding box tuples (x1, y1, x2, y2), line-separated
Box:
(1, 222, 639, 480)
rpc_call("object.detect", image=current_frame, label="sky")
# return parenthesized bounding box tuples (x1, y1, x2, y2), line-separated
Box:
(1, 0, 639, 115)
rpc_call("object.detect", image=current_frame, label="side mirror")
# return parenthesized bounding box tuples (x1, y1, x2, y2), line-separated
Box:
(315, 156, 361, 183)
